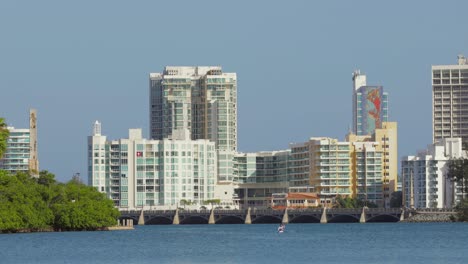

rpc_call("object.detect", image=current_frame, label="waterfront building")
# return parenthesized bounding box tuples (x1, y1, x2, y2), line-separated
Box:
(88, 121, 220, 209)
(234, 151, 290, 208)
(289, 142, 311, 192)
(0, 109, 39, 175)
(347, 122, 398, 207)
(271, 192, 319, 209)
(352, 70, 388, 136)
(308, 137, 353, 206)
(432, 55, 468, 144)
(401, 138, 464, 208)
(149, 66, 237, 186)
(233, 122, 398, 208)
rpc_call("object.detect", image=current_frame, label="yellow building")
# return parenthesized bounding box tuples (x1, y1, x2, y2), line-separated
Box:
(346, 122, 398, 207)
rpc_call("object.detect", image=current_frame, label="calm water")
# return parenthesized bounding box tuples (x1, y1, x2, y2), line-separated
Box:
(1, 223, 468, 264)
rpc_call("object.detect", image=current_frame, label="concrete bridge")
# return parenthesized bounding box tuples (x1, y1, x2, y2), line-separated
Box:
(118, 207, 447, 225)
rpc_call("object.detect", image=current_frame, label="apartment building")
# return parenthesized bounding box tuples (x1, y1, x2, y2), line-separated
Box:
(88, 121, 218, 209)
(432, 55, 468, 144)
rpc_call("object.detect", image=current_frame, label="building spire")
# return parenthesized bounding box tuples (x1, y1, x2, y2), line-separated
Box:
(93, 120, 101, 136)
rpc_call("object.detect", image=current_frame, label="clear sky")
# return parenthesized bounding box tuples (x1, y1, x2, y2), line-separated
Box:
(1, 0, 467, 182)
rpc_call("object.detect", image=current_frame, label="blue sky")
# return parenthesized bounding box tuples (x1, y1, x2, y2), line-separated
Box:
(1, 0, 467, 182)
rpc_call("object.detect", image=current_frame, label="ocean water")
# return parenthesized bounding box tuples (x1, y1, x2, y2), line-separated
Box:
(1, 223, 468, 264)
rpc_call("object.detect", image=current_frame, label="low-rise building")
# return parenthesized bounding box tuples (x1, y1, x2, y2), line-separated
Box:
(234, 151, 290, 208)
(271, 192, 319, 209)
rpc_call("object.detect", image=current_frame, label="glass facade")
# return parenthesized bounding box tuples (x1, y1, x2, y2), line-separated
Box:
(150, 67, 237, 182)
(0, 128, 31, 173)
(89, 128, 216, 208)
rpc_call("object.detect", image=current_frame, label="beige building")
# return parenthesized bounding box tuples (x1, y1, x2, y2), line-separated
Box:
(432, 55, 468, 144)
(347, 122, 398, 207)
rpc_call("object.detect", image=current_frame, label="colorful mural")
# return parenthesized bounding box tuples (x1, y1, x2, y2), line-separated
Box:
(366, 88, 382, 131)
(357, 86, 385, 136)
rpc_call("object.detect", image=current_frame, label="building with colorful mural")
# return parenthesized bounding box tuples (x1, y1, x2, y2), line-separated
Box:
(352, 70, 388, 136)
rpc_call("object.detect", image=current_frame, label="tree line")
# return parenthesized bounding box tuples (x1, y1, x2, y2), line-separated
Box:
(0, 170, 120, 233)
(1, 117, 120, 232)
(446, 157, 468, 221)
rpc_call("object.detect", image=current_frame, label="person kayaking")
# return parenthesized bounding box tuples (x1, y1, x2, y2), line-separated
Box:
(278, 223, 285, 233)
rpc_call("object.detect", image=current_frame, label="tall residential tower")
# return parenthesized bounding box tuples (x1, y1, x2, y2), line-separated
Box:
(432, 55, 468, 144)
(352, 70, 388, 136)
(149, 66, 237, 183)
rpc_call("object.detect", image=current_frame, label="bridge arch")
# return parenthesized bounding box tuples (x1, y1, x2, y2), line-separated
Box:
(252, 215, 282, 224)
(367, 214, 399, 223)
(146, 216, 173, 225)
(180, 216, 209, 225)
(290, 215, 320, 223)
(328, 214, 359, 223)
(216, 215, 245, 224)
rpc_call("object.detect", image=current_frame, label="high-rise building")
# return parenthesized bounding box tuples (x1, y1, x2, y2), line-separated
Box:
(88, 122, 219, 209)
(0, 109, 39, 175)
(149, 66, 237, 183)
(347, 122, 398, 207)
(432, 55, 468, 144)
(352, 70, 388, 136)
(401, 138, 463, 208)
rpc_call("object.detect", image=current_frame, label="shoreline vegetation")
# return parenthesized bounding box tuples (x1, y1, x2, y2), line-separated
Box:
(0, 170, 120, 234)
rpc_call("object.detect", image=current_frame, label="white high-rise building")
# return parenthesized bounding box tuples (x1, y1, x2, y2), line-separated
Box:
(88, 122, 219, 209)
(149, 66, 237, 185)
(401, 138, 464, 208)
(432, 55, 468, 144)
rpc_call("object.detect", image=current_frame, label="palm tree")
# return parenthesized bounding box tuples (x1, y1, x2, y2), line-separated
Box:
(0, 117, 9, 159)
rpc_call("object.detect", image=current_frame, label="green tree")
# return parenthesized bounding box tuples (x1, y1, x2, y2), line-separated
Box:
(204, 199, 221, 209)
(446, 157, 468, 200)
(390, 191, 402, 208)
(451, 199, 468, 222)
(0, 171, 53, 231)
(0, 117, 9, 159)
(51, 180, 120, 231)
(179, 199, 193, 209)
(334, 196, 378, 208)
(1, 170, 120, 233)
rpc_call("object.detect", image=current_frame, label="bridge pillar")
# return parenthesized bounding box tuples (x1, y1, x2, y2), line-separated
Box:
(173, 208, 180, 225)
(359, 207, 367, 223)
(208, 209, 215, 224)
(138, 210, 145, 225)
(400, 208, 405, 221)
(320, 207, 328, 224)
(245, 207, 252, 224)
(282, 208, 289, 224)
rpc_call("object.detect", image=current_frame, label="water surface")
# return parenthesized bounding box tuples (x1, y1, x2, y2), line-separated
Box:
(1, 223, 467, 264)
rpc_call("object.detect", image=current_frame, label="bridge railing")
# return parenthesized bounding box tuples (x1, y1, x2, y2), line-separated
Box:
(415, 208, 456, 213)
(120, 207, 411, 216)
